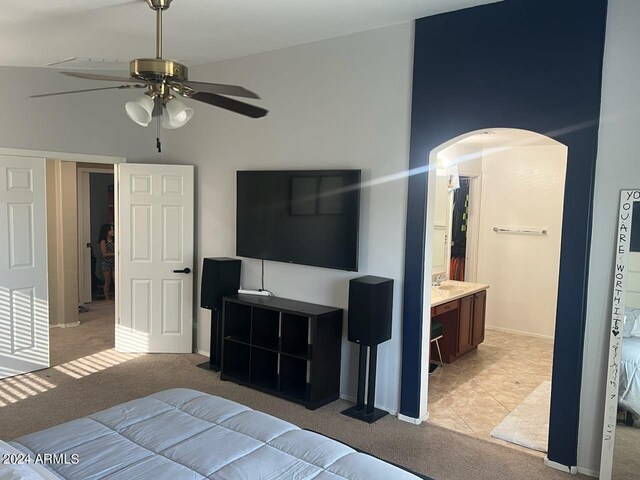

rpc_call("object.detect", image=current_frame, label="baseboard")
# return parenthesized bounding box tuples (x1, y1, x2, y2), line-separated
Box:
(397, 412, 429, 425)
(50, 322, 80, 329)
(338, 393, 397, 416)
(340, 393, 356, 403)
(576, 466, 599, 478)
(544, 457, 578, 474)
(197, 350, 210, 357)
(486, 325, 554, 340)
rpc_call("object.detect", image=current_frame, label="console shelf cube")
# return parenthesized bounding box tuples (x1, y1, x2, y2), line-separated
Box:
(220, 294, 343, 410)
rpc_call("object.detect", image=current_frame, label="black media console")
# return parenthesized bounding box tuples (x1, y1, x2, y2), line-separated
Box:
(220, 294, 343, 410)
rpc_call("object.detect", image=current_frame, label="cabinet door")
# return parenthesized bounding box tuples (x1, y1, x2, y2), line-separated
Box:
(472, 290, 487, 346)
(458, 295, 473, 355)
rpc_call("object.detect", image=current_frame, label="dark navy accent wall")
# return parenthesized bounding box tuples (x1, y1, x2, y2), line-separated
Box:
(401, 0, 608, 467)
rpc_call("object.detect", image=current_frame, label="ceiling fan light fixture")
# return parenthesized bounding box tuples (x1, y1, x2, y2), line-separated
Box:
(163, 97, 194, 129)
(125, 94, 155, 126)
(161, 109, 178, 130)
(33, 0, 268, 133)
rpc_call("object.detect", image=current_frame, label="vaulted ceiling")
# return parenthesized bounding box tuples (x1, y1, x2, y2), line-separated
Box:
(0, 0, 499, 68)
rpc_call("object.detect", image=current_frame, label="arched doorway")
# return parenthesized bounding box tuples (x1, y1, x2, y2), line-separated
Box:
(424, 128, 568, 454)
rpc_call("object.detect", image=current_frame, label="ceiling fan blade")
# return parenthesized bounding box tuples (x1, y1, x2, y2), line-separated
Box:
(60, 71, 142, 83)
(190, 92, 268, 119)
(30, 84, 146, 98)
(181, 80, 260, 99)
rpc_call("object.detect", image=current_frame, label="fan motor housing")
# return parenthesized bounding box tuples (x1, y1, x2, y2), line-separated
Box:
(145, 0, 173, 10)
(130, 58, 188, 82)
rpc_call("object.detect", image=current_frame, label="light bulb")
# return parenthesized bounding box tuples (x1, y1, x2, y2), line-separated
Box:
(125, 95, 154, 127)
(163, 97, 194, 129)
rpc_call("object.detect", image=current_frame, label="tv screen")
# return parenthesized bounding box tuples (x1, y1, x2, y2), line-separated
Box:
(236, 170, 361, 271)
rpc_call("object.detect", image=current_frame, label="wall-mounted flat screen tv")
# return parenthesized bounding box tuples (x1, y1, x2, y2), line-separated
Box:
(236, 170, 361, 271)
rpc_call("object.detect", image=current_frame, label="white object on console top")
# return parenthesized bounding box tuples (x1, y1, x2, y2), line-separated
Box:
(237, 289, 271, 296)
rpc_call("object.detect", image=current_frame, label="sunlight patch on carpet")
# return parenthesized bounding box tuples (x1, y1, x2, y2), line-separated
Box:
(53, 349, 141, 379)
(0, 373, 56, 407)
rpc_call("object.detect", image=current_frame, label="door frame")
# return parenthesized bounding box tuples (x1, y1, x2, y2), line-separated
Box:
(0, 147, 124, 368)
(455, 171, 481, 283)
(0, 148, 124, 165)
(77, 167, 116, 305)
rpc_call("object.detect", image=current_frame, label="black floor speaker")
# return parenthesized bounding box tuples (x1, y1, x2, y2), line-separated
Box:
(342, 275, 393, 423)
(199, 258, 241, 371)
(201, 257, 241, 310)
(347, 275, 393, 346)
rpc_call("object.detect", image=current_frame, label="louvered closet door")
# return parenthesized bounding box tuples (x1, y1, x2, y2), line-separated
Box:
(0, 156, 49, 378)
(116, 164, 194, 353)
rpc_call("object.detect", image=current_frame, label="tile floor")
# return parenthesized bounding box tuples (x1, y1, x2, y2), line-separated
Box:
(427, 328, 554, 456)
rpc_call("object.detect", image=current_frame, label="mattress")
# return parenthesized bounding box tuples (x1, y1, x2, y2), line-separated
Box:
(8, 388, 421, 480)
(620, 336, 640, 417)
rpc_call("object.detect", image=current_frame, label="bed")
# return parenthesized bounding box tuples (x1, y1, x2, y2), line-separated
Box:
(620, 306, 640, 420)
(620, 336, 640, 418)
(3, 388, 424, 480)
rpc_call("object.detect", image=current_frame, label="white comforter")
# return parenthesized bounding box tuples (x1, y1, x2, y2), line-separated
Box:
(620, 337, 640, 417)
(8, 389, 421, 480)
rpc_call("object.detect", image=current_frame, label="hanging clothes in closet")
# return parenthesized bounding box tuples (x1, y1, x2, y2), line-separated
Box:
(449, 177, 470, 281)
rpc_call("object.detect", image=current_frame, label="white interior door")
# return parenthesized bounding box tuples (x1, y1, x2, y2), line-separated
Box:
(116, 164, 194, 353)
(0, 156, 49, 379)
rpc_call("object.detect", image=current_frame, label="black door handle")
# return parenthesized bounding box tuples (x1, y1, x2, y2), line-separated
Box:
(173, 268, 191, 274)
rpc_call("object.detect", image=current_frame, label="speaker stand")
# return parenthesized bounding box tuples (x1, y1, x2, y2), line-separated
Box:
(341, 344, 388, 423)
(196, 309, 222, 372)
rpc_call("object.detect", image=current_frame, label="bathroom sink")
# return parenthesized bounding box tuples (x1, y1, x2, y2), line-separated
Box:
(437, 285, 465, 291)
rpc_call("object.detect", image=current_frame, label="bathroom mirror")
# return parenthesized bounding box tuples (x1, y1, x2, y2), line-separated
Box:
(600, 189, 640, 480)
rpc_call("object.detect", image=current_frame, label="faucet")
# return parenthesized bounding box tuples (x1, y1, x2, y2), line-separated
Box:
(432, 273, 446, 287)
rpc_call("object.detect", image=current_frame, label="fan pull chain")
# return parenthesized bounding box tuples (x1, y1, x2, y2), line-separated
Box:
(156, 114, 162, 153)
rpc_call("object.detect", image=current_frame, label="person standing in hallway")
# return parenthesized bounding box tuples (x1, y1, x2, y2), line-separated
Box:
(98, 224, 115, 302)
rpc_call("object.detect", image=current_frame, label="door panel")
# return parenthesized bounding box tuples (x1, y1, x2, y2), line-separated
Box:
(117, 164, 194, 353)
(0, 156, 49, 379)
(472, 290, 487, 346)
(457, 295, 473, 355)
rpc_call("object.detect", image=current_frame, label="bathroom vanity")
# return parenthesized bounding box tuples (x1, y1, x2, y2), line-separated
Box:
(430, 281, 489, 363)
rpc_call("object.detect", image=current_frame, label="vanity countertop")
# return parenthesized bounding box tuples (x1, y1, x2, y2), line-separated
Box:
(431, 280, 490, 307)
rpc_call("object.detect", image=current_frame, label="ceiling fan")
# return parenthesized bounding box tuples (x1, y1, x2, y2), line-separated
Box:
(31, 0, 268, 132)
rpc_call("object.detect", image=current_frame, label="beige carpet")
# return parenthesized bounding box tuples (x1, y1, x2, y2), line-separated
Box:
(490, 381, 551, 452)
(612, 424, 640, 479)
(0, 303, 587, 480)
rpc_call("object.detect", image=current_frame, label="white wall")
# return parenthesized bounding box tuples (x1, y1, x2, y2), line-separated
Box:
(0, 66, 157, 161)
(431, 174, 450, 276)
(156, 24, 414, 412)
(439, 143, 483, 176)
(476, 145, 567, 338)
(47, 160, 79, 327)
(578, 0, 640, 472)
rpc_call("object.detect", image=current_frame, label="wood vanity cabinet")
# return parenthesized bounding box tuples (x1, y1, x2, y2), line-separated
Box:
(431, 289, 487, 363)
